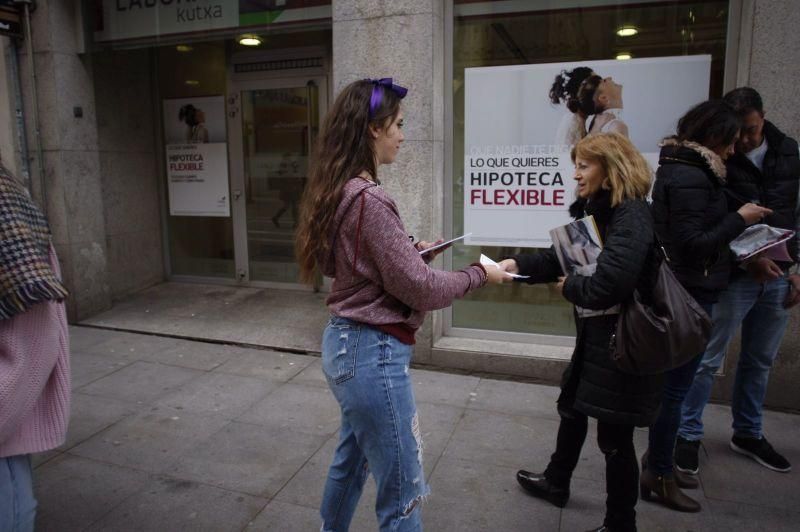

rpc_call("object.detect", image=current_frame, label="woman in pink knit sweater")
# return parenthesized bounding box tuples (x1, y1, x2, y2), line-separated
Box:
(295, 79, 505, 531)
(0, 164, 70, 531)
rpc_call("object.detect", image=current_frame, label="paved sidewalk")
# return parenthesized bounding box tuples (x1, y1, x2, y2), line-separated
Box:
(34, 327, 800, 531)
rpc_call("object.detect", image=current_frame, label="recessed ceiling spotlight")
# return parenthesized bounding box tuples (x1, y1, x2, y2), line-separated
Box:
(615, 53, 633, 61)
(238, 34, 262, 46)
(617, 26, 639, 37)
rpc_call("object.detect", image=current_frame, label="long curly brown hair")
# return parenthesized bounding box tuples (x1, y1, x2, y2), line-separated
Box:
(295, 80, 402, 284)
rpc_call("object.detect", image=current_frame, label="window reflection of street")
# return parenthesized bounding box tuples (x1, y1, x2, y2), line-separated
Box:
(241, 85, 319, 283)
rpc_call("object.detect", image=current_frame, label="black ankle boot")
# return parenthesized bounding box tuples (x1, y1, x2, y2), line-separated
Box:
(641, 449, 698, 489)
(516, 470, 569, 508)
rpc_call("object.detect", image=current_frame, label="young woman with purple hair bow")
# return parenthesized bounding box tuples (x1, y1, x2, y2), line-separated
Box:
(296, 78, 505, 532)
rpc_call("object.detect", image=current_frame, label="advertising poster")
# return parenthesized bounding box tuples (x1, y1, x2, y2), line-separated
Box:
(464, 55, 711, 247)
(163, 96, 230, 217)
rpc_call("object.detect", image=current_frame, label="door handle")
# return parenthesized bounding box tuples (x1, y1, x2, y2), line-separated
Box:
(233, 190, 242, 200)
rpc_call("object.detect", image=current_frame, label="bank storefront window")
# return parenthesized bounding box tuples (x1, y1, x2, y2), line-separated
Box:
(89, 1, 332, 284)
(448, 0, 729, 340)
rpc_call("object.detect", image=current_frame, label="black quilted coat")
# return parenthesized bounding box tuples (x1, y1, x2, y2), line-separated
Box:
(513, 191, 663, 426)
(651, 140, 746, 304)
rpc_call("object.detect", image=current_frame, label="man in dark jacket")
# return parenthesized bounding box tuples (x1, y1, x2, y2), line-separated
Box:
(676, 88, 800, 475)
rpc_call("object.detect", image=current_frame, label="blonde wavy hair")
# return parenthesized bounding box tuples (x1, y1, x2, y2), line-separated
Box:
(571, 132, 652, 206)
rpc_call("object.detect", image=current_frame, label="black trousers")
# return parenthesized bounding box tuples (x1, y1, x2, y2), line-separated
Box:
(544, 405, 639, 532)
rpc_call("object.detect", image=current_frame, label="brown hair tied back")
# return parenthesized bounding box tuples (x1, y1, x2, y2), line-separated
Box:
(295, 79, 403, 284)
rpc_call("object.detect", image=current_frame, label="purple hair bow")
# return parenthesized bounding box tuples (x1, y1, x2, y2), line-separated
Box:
(367, 78, 408, 118)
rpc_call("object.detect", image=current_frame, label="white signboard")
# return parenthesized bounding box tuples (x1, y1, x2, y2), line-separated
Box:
(163, 96, 229, 217)
(464, 55, 712, 248)
(95, 0, 238, 42)
(166, 144, 230, 217)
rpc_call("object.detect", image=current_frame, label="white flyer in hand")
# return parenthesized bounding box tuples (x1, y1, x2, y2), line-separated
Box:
(418, 233, 472, 255)
(479, 254, 529, 278)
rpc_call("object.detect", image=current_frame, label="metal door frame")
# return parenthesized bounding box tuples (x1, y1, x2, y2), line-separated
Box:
(227, 73, 328, 291)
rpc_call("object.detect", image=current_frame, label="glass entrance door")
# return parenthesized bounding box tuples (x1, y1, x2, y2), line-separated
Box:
(229, 77, 325, 287)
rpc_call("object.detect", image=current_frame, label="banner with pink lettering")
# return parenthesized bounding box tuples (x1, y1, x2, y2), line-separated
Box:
(163, 96, 230, 217)
(463, 55, 711, 247)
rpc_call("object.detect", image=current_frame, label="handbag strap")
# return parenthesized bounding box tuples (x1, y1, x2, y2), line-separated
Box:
(653, 231, 670, 264)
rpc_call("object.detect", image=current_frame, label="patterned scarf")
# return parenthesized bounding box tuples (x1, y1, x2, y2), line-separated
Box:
(0, 164, 68, 319)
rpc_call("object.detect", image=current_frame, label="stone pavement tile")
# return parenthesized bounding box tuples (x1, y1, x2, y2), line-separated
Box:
(69, 351, 133, 389)
(425, 456, 560, 532)
(237, 383, 341, 437)
(706, 497, 800, 531)
(272, 433, 340, 509)
(245, 499, 378, 532)
(155, 372, 278, 419)
(242, 325, 323, 354)
(276, 405, 449, 514)
(410, 369, 480, 408)
(562, 476, 716, 532)
(697, 435, 800, 511)
(77, 361, 205, 403)
(34, 454, 150, 532)
(272, 433, 379, 528)
(442, 409, 560, 470)
(69, 406, 231, 474)
(31, 450, 62, 469)
(245, 500, 322, 531)
(214, 349, 315, 381)
(693, 404, 800, 511)
(166, 421, 328, 498)
(417, 402, 467, 475)
(136, 339, 242, 371)
(61, 392, 141, 450)
(288, 358, 328, 388)
(467, 378, 561, 421)
(80, 330, 185, 361)
(85, 475, 267, 532)
(68, 326, 121, 352)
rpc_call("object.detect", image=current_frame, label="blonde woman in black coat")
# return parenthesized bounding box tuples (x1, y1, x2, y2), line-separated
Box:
(498, 133, 660, 532)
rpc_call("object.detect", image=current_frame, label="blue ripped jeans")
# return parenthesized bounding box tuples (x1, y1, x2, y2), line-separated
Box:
(0, 455, 36, 532)
(320, 317, 428, 532)
(679, 274, 791, 441)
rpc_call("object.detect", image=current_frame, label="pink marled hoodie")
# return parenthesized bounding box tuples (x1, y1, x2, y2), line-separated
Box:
(0, 247, 70, 457)
(320, 178, 486, 338)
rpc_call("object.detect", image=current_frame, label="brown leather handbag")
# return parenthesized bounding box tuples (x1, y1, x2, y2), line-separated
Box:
(610, 242, 712, 375)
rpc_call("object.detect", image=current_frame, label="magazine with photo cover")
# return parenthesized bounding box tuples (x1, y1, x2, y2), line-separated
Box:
(549, 215, 619, 318)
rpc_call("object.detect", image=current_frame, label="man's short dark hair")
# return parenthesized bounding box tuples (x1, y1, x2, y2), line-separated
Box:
(723, 87, 764, 116)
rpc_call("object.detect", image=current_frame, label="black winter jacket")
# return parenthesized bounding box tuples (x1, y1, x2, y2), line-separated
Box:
(651, 140, 746, 304)
(725, 120, 800, 267)
(513, 191, 663, 427)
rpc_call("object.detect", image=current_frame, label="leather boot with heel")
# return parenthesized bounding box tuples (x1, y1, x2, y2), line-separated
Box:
(641, 450, 698, 489)
(640, 468, 701, 512)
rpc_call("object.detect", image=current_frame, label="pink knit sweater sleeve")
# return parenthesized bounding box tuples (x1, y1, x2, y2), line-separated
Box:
(359, 196, 486, 311)
(0, 247, 70, 457)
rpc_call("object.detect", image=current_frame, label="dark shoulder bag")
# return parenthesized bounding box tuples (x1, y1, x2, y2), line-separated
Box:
(610, 238, 712, 375)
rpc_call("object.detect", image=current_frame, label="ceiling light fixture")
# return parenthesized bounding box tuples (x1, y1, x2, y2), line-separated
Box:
(616, 26, 639, 37)
(238, 34, 262, 46)
(615, 53, 632, 61)
(176, 44, 193, 52)
(185, 80, 200, 86)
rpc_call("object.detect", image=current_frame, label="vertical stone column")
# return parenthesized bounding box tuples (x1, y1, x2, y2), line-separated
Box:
(747, 0, 800, 140)
(333, 0, 445, 359)
(18, 0, 111, 320)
